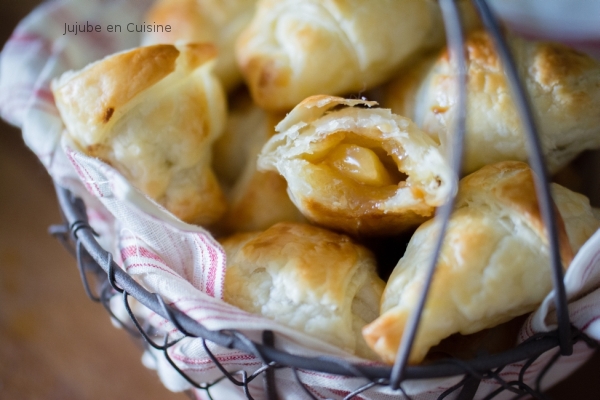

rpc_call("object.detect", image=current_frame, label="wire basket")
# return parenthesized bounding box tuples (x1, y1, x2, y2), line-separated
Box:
(45, 0, 600, 399)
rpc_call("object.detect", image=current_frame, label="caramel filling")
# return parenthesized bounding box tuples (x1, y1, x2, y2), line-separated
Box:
(325, 144, 394, 187)
(302, 132, 411, 213)
(319, 131, 408, 190)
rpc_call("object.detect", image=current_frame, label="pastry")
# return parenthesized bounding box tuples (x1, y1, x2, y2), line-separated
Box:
(363, 161, 600, 364)
(142, 0, 256, 90)
(235, 0, 444, 111)
(213, 91, 304, 234)
(219, 167, 306, 234)
(212, 89, 267, 186)
(258, 95, 452, 237)
(383, 30, 600, 175)
(221, 222, 385, 359)
(52, 43, 228, 226)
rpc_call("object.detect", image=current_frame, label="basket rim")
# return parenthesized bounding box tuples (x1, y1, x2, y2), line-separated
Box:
(54, 183, 572, 383)
(44, 0, 586, 394)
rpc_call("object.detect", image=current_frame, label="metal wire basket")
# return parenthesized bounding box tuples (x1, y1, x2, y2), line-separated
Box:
(48, 0, 600, 399)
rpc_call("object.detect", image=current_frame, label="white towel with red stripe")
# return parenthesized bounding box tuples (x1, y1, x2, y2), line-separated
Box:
(2, 1, 600, 399)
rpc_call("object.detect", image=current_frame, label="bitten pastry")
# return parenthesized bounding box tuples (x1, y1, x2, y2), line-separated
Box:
(235, 0, 444, 111)
(258, 95, 452, 237)
(221, 222, 385, 359)
(383, 30, 600, 175)
(363, 161, 600, 364)
(52, 43, 228, 226)
(142, 0, 256, 90)
(213, 91, 304, 234)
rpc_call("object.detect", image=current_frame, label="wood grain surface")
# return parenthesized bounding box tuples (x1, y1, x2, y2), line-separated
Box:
(0, 126, 189, 400)
(0, 3, 183, 399)
(1, 1, 599, 400)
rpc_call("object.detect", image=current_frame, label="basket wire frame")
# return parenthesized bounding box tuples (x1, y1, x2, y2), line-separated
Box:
(471, 0, 572, 357)
(389, 0, 468, 388)
(48, 0, 597, 398)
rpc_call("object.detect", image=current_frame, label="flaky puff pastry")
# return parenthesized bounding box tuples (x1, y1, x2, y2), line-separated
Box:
(363, 161, 600, 364)
(142, 0, 256, 90)
(258, 95, 452, 237)
(384, 30, 600, 175)
(212, 92, 304, 234)
(52, 44, 227, 226)
(221, 222, 385, 359)
(235, 0, 444, 111)
(213, 90, 267, 186)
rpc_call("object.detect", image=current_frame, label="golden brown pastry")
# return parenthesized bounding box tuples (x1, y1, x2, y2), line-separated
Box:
(235, 0, 445, 111)
(363, 161, 600, 364)
(219, 168, 306, 234)
(383, 30, 600, 175)
(221, 222, 385, 359)
(52, 43, 228, 226)
(212, 90, 267, 186)
(142, 0, 256, 90)
(213, 92, 304, 234)
(258, 95, 452, 237)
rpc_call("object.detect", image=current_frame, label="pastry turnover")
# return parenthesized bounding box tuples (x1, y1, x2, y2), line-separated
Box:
(212, 90, 267, 186)
(235, 0, 444, 111)
(219, 167, 306, 234)
(383, 30, 600, 175)
(52, 43, 228, 226)
(221, 222, 385, 359)
(213, 92, 304, 234)
(363, 161, 600, 364)
(142, 0, 256, 90)
(258, 95, 452, 237)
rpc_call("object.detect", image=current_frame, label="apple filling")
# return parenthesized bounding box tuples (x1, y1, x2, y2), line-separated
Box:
(320, 137, 408, 189)
(325, 144, 394, 187)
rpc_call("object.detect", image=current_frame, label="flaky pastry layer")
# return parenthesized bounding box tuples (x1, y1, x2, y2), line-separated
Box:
(221, 222, 384, 359)
(384, 30, 600, 175)
(52, 43, 227, 226)
(236, 0, 444, 111)
(142, 0, 256, 90)
(258, 95, 451, 237)
(212, 92, 304, 234)
(363, 161, 600, 364)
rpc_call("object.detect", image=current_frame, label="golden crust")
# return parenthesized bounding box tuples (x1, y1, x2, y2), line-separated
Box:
(52, 44, 228, 226)
(221, 222, 384, 358)
(212, 89, 266, 185)
(258, 95, 451, 237)
(218, 168, 305, 235)
(457, 161, 574, 265)
(382, 53, 438, 137)
(362, 161, 600, 364)
(383, 30, 600, 174)
(223, 223, 364, 303)
(143, 0, 209, 44)
(212, 92, 303, 234)
(53, 45, 180, 135)
(142, 0, 256, 90)
(236, 0, 444, 111)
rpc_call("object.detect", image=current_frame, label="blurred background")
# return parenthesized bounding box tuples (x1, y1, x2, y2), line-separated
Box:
(0, 1, 599, 399)
(0, 1, 186, 399)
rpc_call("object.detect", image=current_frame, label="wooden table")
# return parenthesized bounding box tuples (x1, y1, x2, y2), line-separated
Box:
(0, 3, 182, 398)
(0, 125, 189, 399)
